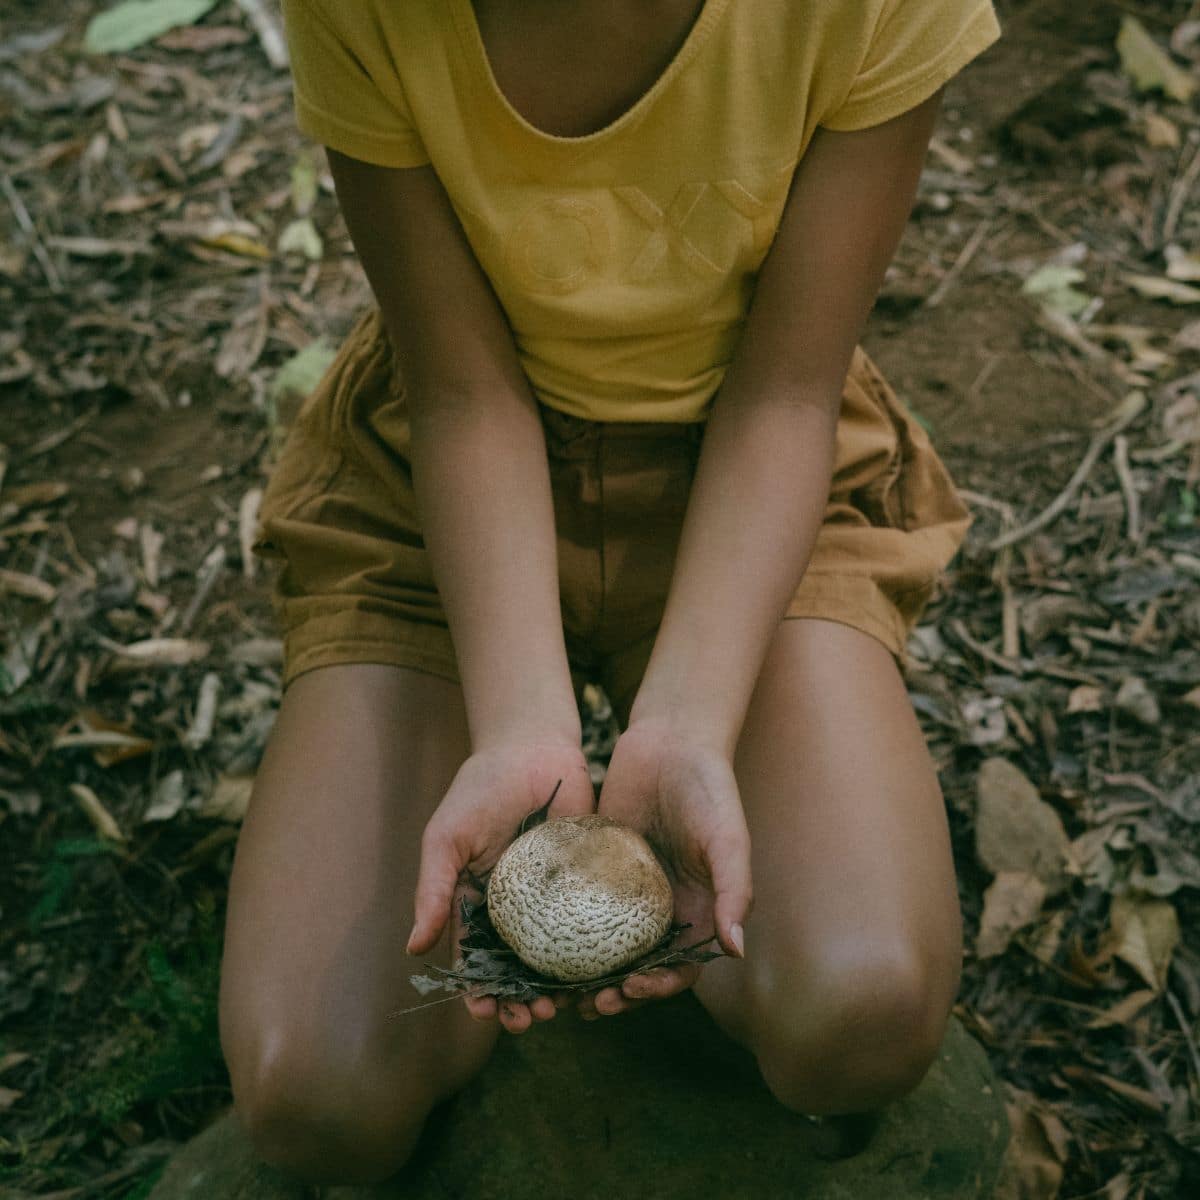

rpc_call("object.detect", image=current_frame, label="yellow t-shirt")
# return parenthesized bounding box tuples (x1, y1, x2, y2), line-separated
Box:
(280, 0, 1000, 423)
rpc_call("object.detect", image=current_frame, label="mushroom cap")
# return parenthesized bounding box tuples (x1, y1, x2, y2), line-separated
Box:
(486, 815, 674, 983)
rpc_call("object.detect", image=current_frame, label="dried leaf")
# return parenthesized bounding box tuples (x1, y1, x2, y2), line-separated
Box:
(143, 770, 187, 822)
(995, 1087, 1064, 1200)
(238, 488, 263, 581)
(290, 153, 318, 215)
(977, 871, 1047, 959)
(1124, 273, 1200, 304)
(0, 569, 56, 603)
(1165, 244, 1200, 283)
(0, 1086, 23, 1112)
(1113, 676, 1161, 727)
(1116, 15, 1197, 102)
(100, 637, 210, 667)
(182, 672, 221, 750)
(1087, 988, 1157, 1029)
(198, 775, 253, 822)
(395, 893, 724, 1012)
(68, 783, 127, 843)
(53, 711, 153, 767)
(1163, 394, 1200, 444)
(1021, 265, 1091, 317)
(277, 217, 323, 261)
(1107, 894, 1180, 992)
(0, 1051, 31, 1075)
(84, 0, 221, 54)
(976, 759, 1072, 894)
(1142, 111, 1180, 148)
(155, 23, 250, 51)
(1066, 685, 1104, 714)
(962, 694, 1009, 746)
(199, 231, 271, 259)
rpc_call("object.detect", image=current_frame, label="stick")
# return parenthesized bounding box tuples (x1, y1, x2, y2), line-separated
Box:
(988, 392, 1147, 551)
(1167, 991, 1200, 1087)
(235, 0, 289, 69)
(924, 217, 992, 309)
(1164, 138, 1200, 246)
(177, 544, 227, 634)
(1112, 434, 1140, 542)
(1, 173, 63, 292)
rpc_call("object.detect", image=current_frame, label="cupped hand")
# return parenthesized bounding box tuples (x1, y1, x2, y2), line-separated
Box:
(406, 739, 594, 1034)
(576, 720, 752, 1020)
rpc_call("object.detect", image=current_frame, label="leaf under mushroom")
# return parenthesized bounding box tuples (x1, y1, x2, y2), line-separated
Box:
(394, 892, 724, 1014)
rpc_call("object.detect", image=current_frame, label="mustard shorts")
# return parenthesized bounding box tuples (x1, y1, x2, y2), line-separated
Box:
(254, 307, 970, 724)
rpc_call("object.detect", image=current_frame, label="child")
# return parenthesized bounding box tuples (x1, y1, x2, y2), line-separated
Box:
(218, 0, 1000, 1186)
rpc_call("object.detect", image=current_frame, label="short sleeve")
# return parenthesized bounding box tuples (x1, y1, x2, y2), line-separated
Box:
(820, 0, 1001, 132)
(280, 0, 430, 168)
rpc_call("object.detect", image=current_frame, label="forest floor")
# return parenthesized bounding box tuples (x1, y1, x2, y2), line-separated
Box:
(2, 2, 1200, 1198)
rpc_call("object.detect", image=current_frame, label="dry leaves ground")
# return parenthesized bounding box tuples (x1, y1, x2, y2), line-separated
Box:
(1, 2, 1200, 1198)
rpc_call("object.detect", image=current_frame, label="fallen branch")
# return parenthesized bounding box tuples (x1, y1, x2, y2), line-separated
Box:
(987, 391, 1147, 551)
(235, 0, 289, 69)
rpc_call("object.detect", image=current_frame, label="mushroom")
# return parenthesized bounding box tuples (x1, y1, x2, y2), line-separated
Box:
(486, 814, 674, 983)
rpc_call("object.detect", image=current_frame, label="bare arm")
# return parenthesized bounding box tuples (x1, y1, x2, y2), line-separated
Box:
(627, 91, 946, 751)
(325, 150, 578, 751)
(325, 154, 597, 1028)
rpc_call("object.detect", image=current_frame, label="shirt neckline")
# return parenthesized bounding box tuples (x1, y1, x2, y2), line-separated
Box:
(449, 0, 730, 149)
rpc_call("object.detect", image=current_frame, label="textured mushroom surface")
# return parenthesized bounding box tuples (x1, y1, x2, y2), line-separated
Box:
(486, 815, 674, 983)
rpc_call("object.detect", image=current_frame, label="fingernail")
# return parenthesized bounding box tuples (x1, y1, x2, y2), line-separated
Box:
(730, 923, 745, 958)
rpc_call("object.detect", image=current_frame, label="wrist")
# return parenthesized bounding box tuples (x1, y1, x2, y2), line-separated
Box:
(469, 676, 582, 753)
(623, 696, 738, 760)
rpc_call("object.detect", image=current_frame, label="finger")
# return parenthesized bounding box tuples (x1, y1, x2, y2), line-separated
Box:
(709, 828, 753, 960)
(499, 1002, 532, 1034)
(551, 991, 573, 1010)
(464, 993, 497, 1022)
(407, 828, 460, 956)
(529, 995, 557, 1022)
(593, 986, 633, 1017)
(621, 964, 698, 1000)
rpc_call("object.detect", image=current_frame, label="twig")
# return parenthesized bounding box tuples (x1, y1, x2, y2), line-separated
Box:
(177, 544, 227, 634)
(23, 403, 100, 459)
(1167, 990, 1200, 1087)
(924, 216, 992, 308)
(949, 617, 1025, 676)
(235, 0, 290, 69)
(1163, 137, 1200, 246)
(1, 173, 63, 292)
(988, 391, 1147, 551)
(1112, 434, 1140, 542)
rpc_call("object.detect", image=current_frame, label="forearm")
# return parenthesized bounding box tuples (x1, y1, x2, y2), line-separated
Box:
(407, 388, 579, 750)
(628, 387, 838, 754)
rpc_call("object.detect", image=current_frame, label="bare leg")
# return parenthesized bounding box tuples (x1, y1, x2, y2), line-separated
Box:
(693, 619, 963, 1116)
(218, 664, 498, 1186)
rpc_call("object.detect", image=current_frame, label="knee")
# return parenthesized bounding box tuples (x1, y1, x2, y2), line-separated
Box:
(224, 1027, 428, 1185)
(750, 939, 960, 1115)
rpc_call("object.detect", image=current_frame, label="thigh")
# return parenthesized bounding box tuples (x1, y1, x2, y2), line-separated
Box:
(219, 663, 497, 1111)
(693, 618, 962, 1045)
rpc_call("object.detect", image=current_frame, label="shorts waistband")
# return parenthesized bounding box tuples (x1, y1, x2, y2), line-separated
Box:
(538, 403, 706, 460)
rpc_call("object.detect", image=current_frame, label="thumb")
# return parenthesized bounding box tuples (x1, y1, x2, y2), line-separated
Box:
(406, 829, 460, 956)
(709, 832, 753, 960)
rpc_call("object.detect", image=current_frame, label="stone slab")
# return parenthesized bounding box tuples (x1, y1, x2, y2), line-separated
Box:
(150, 999, 1007, 1200)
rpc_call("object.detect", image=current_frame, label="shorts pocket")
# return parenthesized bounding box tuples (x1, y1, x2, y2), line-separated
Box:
(254, 308, 395, 556)
(834, 347, 967, 537)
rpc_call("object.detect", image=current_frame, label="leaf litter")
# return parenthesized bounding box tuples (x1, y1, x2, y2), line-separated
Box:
(1, 2, 1200, 1198)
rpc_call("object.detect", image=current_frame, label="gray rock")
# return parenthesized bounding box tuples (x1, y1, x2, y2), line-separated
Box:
(150, 1001, 1006, 1200)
